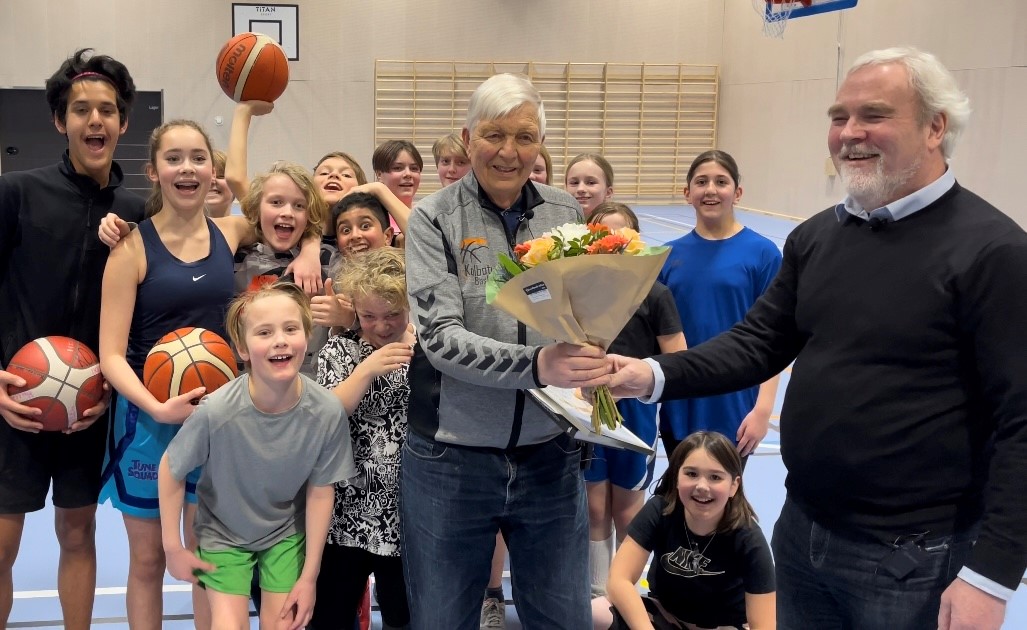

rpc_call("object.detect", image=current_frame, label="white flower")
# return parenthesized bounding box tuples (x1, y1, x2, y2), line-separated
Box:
(546, 223, 590, 251)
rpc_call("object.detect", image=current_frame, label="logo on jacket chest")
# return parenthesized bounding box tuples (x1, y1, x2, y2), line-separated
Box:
(460, 237, 494, 286)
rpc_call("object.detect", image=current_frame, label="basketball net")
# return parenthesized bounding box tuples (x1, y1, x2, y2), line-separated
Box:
(752, 0, 804, 38)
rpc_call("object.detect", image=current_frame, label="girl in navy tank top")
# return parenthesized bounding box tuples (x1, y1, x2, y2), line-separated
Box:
(97, 120, 281, 630)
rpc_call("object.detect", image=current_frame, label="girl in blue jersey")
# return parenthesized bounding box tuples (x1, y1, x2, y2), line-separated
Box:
(658, 151, 782, 463)
(98, 120, 273, 629)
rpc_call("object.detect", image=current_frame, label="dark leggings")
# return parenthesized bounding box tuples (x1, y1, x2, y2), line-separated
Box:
(309, 544, 410, 629)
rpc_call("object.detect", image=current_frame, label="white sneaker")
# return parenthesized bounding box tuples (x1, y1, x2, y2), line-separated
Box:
(480, 596, 506, 629)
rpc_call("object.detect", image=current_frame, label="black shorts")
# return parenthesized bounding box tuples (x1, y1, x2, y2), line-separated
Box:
(0, 406, 109, 513)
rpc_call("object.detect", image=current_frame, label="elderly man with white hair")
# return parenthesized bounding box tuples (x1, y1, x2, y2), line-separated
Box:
(402, 73, 606, 629)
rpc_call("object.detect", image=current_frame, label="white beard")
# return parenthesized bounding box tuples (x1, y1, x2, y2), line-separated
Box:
(837, 147, 921, 210)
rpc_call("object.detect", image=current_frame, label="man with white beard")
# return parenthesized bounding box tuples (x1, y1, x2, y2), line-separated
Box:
(607, 47, 1027, 630)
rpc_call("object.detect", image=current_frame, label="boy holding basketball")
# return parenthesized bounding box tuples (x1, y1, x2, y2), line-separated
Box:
(0, 49, 142, 629)
(159, 282, 356, 630)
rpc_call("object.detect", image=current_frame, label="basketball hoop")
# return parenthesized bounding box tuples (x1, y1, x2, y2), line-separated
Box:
(752, 0, 858, 38)
(752, 0, 810, 38)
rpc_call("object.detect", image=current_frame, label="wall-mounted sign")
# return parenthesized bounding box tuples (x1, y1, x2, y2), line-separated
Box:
(232, 4, 299, 60)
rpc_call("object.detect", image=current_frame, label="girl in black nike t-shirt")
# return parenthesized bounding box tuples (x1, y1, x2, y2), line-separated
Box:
(593, 431, 776, 630)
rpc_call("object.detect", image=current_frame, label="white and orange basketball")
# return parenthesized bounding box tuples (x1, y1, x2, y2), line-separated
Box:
(6, 336, 105, 432)
(215, 32, 289, 103)
(143, 328, 238, 404)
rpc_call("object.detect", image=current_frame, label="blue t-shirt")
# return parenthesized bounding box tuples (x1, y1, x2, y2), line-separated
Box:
(658, 227, 781, 440)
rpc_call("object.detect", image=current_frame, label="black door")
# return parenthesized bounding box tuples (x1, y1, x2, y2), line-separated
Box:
(0, 88, 163, 198)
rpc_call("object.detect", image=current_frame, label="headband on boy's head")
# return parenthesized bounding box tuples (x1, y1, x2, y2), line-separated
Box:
(72, 71, 117, 91)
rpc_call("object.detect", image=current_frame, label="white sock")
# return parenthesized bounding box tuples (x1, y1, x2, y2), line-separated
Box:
(588, 535, 615, 597)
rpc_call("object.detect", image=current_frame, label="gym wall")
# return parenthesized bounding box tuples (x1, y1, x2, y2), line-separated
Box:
(0, 0, 1023, 223)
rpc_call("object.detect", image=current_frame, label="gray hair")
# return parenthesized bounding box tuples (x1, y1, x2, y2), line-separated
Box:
(464, 73, 546, 138)
(848, 47, 970, 159)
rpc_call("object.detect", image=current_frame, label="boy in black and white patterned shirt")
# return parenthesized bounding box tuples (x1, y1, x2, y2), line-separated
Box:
(312, 247, 415, 630)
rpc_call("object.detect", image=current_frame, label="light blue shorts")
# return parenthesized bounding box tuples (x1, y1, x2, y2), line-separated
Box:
(99, 395, 198, 518)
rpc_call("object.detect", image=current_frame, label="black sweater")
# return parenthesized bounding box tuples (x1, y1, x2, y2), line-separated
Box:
(0, 152, 145, 365)
(655, 183, 1027, 590)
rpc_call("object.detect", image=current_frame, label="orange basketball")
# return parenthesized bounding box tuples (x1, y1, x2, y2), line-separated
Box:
(215, 32, 289, 102)
(6, 336, 105, 432)
(143, 328, 238, 404)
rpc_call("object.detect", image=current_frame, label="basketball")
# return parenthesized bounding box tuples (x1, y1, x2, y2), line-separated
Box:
(143, 328, 238, 404)
(215, 32, 289, 103)
(6, 336, 105, 432)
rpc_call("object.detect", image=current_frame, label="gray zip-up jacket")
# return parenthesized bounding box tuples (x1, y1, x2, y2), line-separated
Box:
(405, 173, 583, 448)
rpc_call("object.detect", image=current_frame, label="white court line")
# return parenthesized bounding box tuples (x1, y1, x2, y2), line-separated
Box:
(636, 213, 696, 230)
(14, 571, 527, 600)
(14, 584, 192, 599)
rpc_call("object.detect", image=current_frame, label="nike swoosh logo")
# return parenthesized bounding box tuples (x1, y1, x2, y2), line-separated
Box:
(192, 275, 206, 282)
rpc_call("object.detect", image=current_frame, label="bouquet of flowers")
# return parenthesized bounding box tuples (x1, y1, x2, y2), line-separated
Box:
(486, 223, 669, 433)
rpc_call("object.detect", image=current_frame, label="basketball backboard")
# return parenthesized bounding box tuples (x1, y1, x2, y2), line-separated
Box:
(753, 0, 859, 37)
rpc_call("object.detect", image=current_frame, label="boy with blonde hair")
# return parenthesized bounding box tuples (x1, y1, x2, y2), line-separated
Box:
(159, 283, 356, 629)
(431, 132, 471, 187)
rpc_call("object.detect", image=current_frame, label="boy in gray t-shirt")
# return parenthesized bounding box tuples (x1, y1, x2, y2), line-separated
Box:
(159, 283, 356, 630)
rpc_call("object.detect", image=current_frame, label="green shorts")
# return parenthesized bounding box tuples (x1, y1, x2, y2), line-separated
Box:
(196, 533, 305, 596)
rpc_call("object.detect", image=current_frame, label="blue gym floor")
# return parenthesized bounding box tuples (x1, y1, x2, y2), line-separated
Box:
(9, 205, 1026, 628)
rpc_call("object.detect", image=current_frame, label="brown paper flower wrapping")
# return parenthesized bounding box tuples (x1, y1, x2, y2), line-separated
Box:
(490, 249, 670, 351)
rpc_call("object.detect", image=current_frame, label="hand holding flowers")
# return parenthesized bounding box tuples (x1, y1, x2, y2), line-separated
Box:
(536, 343, 611, 390)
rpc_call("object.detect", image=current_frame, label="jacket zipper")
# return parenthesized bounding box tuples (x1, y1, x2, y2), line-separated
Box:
(69, 196, 94, 321)
(504, 212, 528, 449)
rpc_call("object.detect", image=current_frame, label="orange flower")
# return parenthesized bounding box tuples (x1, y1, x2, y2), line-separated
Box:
(616, 228, 645, 254)
(587, 223, 609, 236)
(587, 234, 630, 254)
(520, 236, 557, 267)
(513, 242, 532, 259)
